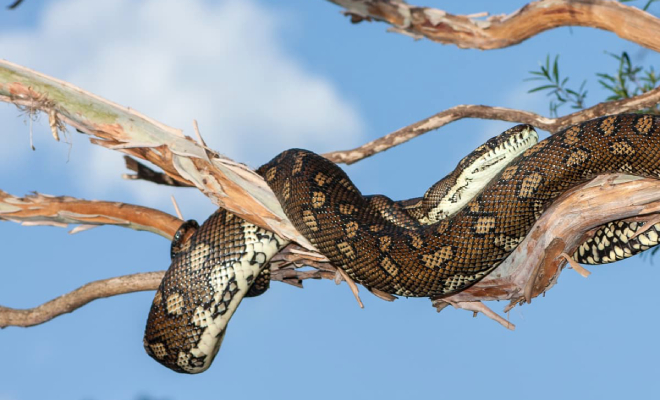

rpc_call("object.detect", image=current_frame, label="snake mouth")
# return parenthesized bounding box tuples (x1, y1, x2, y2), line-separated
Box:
(476, 125, 539, 171)
(421, 125, 539, 224)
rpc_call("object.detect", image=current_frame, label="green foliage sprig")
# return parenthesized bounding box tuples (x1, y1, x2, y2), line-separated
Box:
(527, 52, 660, 116)
(525, 55, 587, 117)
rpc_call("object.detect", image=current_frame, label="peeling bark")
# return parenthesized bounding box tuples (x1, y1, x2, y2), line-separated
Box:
(327, 0, 660, 52)
(0, 59, 313, 249)
(0, 190, 182, 239)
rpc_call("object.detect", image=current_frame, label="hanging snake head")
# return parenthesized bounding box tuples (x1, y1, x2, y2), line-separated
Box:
(144, 211, 283, 373)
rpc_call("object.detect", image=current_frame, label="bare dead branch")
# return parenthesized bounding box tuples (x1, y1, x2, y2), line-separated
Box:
(0, 190, 183, 239)
(327, 0, 660, 52)
(324, 85, 660, 164)
(0, 272, 165, 328)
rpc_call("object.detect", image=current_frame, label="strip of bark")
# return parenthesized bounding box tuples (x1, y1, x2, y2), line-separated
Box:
(327, 0, 660, 52)
(324, 85, 660, 164)
(0, 190, 182, 239)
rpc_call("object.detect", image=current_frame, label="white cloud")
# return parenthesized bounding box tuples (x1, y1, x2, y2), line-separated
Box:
(0, 0, 364, 211)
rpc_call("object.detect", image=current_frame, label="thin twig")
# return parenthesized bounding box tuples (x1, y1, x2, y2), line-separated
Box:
(559, 252, 591, 278)
(337, 268, 364, 308)
(170, 195, 184, 220)
(0, 272, 164, 328)
(193, 119, 207, 147)
(447, 301, 515, 330)
(324, 85, 660, 164)
(7, 0, 25, 10)
(369, 288, 397, 302)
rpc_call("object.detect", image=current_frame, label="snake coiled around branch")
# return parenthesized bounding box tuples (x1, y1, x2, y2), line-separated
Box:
(144, 114, 660, 374)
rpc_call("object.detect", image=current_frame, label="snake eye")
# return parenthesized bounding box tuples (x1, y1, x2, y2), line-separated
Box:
(170, 219, 200, 259)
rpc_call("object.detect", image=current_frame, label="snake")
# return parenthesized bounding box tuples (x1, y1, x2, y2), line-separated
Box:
(144, 113, 660, 374)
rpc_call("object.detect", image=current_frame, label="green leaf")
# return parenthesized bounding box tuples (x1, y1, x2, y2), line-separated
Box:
(598, 80, 615, 91)
(527, 84, 557, 93)
(643, 0, 658, 11)
(596, 73, 616, 82)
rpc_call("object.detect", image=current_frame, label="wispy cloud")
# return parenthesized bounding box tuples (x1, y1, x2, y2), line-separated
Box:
(0, 0, 364, 212)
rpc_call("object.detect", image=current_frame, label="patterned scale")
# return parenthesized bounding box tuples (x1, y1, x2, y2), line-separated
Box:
(574, 220, 660, 264)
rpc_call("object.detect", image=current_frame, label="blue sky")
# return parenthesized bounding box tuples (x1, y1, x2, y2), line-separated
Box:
(1, 0, 659, 399)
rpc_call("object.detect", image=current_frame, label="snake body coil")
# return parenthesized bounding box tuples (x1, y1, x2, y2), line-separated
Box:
(145, 114, 660, 373)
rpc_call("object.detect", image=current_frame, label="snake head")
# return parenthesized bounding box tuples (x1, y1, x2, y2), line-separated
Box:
(145, 209, 284, 373)
(421, 124, 539, 224)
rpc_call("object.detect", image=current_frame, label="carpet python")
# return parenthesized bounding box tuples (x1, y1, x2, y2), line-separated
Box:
(144, 114, 660, 373)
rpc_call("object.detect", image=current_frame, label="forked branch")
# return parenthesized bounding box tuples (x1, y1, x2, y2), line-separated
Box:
(323, 85, 660, 164)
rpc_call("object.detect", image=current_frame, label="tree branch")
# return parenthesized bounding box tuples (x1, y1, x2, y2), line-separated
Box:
(437, 175, 660, 316)
(0, 190, 182, 239)
(327, 0, 660, 52)
(0, 272, 164, 328)
(324, 85, 660, 164)
(0, 260, 343, 328)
